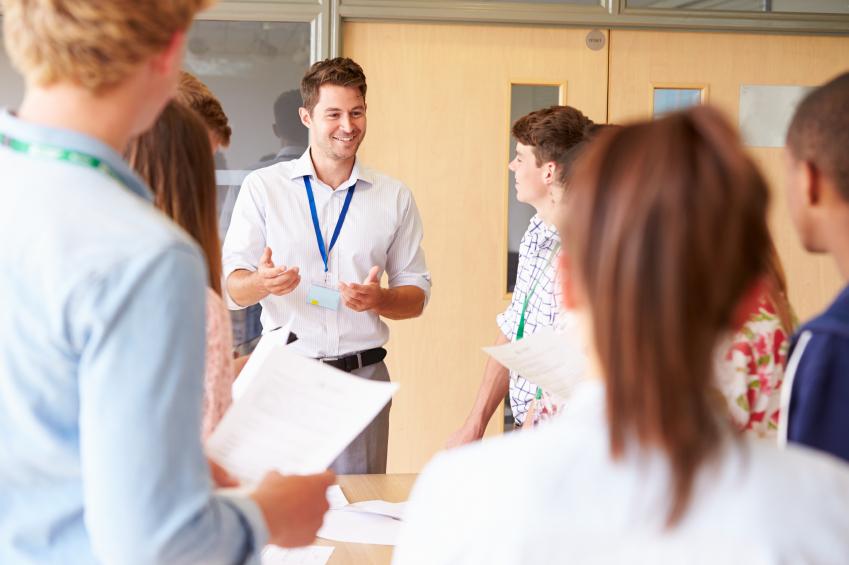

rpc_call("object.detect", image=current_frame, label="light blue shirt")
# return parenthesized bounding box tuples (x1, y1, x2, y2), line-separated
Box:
(0, 110, 268, 564)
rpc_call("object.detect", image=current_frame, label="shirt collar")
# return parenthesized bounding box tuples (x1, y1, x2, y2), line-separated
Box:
(288, 147, 374, 188)
(529, 214, 560, 242)
(0, 108, 152, 202)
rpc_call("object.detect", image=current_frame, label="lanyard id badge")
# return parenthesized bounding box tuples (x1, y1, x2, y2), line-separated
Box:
(303, 176, 355, 310)
(306, 280, 341, 311)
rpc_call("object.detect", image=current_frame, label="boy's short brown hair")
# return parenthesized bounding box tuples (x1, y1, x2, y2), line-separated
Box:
(176, 71, 232, 148)
(300, 57, 367, 114)
(1, 0, 211, 92)
(512, 106, 595, 168)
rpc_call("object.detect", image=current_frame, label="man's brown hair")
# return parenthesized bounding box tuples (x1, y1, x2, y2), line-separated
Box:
(125, 102, 222, 296)
(511, 106, 595, 168)
(300, 57, 367, 114)
(786, 72, 849, 201)
(561, 106, 771, 527)
(1, 0, 211, 92)
(176, 71, 232, 148)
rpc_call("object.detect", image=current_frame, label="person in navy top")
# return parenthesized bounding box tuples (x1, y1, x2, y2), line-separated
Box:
(782, 71, 849, 463)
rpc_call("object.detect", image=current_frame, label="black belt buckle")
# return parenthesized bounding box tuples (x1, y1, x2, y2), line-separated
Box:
(320, 348, 384, 373)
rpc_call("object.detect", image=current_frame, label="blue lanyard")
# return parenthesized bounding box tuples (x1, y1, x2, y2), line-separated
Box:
(304, 176, 356, 272)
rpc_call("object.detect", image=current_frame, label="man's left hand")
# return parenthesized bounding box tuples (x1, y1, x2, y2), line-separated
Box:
(339, 266, 385, 312)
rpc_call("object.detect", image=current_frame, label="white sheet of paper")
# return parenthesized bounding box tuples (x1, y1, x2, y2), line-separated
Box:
(207, 346, 399, 483)
(339, 500, 406, 521)
(318, 509, 402, 546)
(326, 484, 349, 510)
(261, 545, 334, 565)
(232, 325, 293, 401)
(484, 323, 587, 403)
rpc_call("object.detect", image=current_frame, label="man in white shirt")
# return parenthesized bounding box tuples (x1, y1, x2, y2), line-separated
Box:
(223, 57, 431, 474)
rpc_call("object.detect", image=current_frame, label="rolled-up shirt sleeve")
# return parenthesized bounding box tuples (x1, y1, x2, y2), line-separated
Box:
(75, 242, 267, 565)
(222, 172, 267, 310)
(386, 188, 432, 305)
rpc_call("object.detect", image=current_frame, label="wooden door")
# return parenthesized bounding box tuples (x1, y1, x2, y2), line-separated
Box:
(608, 30, 849, 321)
(343, 22, 609, 472)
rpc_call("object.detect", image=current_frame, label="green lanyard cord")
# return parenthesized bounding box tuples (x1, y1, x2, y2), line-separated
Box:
(0, 133, 122, 184)
(516, 241, 561, 341)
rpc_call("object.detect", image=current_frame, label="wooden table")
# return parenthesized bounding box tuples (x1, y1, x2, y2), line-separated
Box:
(315, 474, 418, 565)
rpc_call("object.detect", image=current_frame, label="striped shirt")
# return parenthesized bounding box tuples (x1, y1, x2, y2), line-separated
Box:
(222, 149, 431, 358)
(497, 215, 562, 425)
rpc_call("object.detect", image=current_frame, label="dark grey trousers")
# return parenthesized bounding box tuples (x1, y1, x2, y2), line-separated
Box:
(329, 361, 391, 474)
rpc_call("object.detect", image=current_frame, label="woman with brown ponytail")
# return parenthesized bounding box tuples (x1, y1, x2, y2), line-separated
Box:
(395, 106, 849, 564)
(125, 101, 234, 440)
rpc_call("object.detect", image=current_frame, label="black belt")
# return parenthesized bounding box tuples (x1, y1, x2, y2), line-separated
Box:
(318, 347, 387, 373)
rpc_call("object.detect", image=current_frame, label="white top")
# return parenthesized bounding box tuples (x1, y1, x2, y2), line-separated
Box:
(497, 215, 561, 425)
(394, 379, 849, 565)
(222, 149, 431, 357)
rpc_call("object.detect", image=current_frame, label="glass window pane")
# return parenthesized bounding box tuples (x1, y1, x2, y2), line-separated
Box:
(653, 87, 702, 118)
(185, 20, 312, 237)
(507, 84, 560, 293)
(627, 0, 849, 14)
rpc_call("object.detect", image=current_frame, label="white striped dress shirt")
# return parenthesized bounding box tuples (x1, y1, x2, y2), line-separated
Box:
(222, 149, 431, 358)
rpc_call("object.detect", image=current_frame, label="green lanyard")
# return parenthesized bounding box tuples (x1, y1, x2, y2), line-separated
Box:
(0, 133, 123, 184)
(516, 242, 561, 341)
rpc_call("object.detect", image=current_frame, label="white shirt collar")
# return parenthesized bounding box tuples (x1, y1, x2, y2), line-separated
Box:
(289, 147, 374, 187)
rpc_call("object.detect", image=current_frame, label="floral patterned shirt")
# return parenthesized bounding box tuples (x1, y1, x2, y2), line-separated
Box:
(716, 298, 788, 438)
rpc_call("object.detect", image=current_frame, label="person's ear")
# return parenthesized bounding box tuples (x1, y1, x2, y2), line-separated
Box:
(542, 161, 557, 186)
(559, 251, 579, 311)
(299, 107, 312, 128)
(803, 160, 821, 207)
(731, 277, 767, 331)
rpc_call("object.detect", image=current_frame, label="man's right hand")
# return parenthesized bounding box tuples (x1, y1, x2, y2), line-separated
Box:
(445, 421, 483, 450)
(250, 470, 335, 548)
(258, 247, 301, 296)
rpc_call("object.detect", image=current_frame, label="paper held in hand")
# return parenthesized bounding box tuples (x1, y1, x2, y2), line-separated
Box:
(483, 321, 588, 404)
(207, 336, 398, 483)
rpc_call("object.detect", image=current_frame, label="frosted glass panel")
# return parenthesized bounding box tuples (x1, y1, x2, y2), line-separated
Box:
(186, 21, 311, 177)
(739, 84, 813, 147)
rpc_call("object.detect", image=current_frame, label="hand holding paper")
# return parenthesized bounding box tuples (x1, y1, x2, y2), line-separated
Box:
(208, 342, 398, 482)
(251, 471, 335, 548)
(483, 318, 588, 404)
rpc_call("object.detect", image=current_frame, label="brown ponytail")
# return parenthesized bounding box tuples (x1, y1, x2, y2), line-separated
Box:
(561, 106, 771, 526)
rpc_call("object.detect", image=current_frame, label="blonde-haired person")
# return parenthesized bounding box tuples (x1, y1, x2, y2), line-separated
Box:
(125, 101, 235, 440)
(395, 107, 849, 564)
(0, 1, 331, 563)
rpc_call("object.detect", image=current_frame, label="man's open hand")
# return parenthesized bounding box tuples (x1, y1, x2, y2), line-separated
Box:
(339, 266, 384, 312)
(257, 247, 300, 296)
